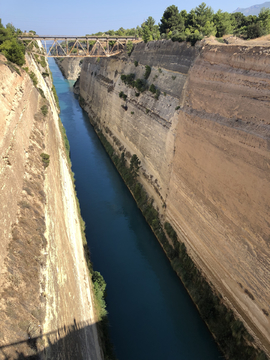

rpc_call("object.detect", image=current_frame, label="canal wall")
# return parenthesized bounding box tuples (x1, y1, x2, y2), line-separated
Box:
(55, 57, 82, 80)
(75, 39, 270, 358)
(0, 53, 102, 359)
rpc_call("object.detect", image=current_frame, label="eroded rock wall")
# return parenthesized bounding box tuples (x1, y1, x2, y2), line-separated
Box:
(55, 58, 81, 80)
(166, 43, 270, 353)
(0, 55, 101, 359)
(77, 40, 270, 355)
(79, 41, 198, 207)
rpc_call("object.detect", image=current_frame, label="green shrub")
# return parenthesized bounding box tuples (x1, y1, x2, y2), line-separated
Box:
(146, 108, 150, 114)
(121, 73, 135, 86)
(154, 89, 160, 100)
(134, 78, 147, 93)
(40, 56, 46, 68)
(171, 31, 187, 42)
(7, 61, 21, 75)
(126, 40, 134, 56)
(246, 22, 265, 39)
(40, 153, 50, 167)
(131, 111, 134, 114)
(52, 85, 60, 109)
(172, 75, 176, 80)
(186, 31, 203, 46)
(144, 65, 151, 79)
(38, 87, 45, 98)
(29, 71, 38, 86)
(135, 92, 140, 97)
(134, 60, 138, 67)
(42, 72, 49, 77)
(119, 91, 127, 101)
(92, 271, 107, 320)
(41, 105, 48, 116)
(175, 106, 180, 110)
(149, 84, 156, 93)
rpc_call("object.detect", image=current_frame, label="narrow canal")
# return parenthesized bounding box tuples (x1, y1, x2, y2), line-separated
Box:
(49, 58, 222, 360)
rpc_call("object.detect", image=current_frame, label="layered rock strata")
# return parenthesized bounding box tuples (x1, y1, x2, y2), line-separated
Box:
(76, 39, 270, 356)
(0, 54, 102, 359)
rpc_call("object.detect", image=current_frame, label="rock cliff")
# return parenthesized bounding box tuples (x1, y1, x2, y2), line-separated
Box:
(55, 57, 81, 80)
(0, 53, 102, 359)
(76, 39, 270, 357)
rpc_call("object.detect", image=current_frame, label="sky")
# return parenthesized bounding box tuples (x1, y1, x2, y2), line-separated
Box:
(1, 0, 264, 35)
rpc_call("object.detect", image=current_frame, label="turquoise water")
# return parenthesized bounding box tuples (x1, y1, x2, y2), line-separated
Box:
(49, 58, 222, 360)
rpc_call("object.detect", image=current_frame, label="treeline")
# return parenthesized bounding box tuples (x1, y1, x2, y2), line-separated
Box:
(0, 20, 25, 65)
(90, 2, 270, 44)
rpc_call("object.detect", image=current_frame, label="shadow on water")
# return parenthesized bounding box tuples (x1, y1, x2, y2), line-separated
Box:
(0, 319, 102, 360)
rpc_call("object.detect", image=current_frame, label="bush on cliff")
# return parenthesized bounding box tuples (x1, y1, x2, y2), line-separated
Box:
(149, 84, 156, 93)
(121, 73, 135, 86)
(144, 65, 151, 80)
(126, 40, 134, 56)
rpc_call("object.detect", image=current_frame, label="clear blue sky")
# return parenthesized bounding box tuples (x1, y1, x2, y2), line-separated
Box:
(1, 0, 262, 35)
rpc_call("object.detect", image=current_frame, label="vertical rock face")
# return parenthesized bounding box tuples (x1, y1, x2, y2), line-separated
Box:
(77, 40, 270, 355)
(55, 58, 81, 80)
(0, 55, 102, 359)
(79, 41, 199, 207)
(167, 43, 270, 353)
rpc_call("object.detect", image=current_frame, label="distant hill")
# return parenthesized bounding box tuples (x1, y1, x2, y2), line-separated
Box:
(233, 1, 270, 15)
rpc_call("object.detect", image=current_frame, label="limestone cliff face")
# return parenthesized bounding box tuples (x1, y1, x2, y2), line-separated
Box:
(55, 57, 81, 80)
(167, 43, 270, 354)
(0, 54, 101, 359)
(77, 40, 270, 355)
(79, 41, 198, 207)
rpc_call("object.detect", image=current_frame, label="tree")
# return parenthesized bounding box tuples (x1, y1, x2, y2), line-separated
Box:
(142, 25, 152, 43)
(194, 2, 214, 31)
(258, 8, 270, 33)
(159, 5, 185, 34)
(145, 16, 155, 31)
(126, 40, 134, 55)
(202, 20, 216, 36)
(0, 38, 25, 65)
(213, 10, 233, 37)
(246, 22, 265, 39)
(6, 23, 16, 34)
(136, 25, 143, 37)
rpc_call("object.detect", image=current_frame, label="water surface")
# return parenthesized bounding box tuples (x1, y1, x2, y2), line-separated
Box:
(49, 58, 222, 360)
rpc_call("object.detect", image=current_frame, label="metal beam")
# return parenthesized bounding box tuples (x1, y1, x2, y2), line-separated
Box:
(19, 35, 139, 58)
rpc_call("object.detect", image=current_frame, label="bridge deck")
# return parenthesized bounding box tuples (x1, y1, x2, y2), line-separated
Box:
(18, 36, 137, 41)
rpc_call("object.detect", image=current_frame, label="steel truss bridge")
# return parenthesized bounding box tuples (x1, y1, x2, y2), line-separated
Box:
(18, 36, 138, 58)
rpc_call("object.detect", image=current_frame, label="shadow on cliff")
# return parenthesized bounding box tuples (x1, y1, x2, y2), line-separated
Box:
(0, 318, 103, 360)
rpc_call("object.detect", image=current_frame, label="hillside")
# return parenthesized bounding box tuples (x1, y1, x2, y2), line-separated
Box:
(234, 1, 270, 15)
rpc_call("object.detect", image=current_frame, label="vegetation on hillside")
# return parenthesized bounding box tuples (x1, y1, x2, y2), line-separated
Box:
(0, 19, 25, 65)
(90, 2, 270, 45)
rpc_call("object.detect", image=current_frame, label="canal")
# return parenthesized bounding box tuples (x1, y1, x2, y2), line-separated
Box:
(49, 58, 222, 360)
